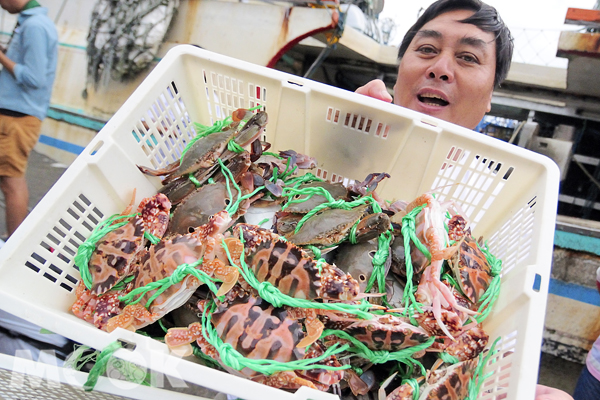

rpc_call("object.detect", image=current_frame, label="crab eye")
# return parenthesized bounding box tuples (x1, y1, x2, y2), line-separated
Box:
(368, 251, 376, 259)
(225, 199, 231, 205)
(359, 274, 367, 282)
(188, 227, 195, 233)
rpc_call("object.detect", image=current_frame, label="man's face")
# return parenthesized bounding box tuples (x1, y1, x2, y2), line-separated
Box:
(393, 9, 497, 130)
(0, 0, 24, 14)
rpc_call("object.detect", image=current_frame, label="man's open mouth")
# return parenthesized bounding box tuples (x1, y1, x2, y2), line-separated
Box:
(417, 94, 449, 107)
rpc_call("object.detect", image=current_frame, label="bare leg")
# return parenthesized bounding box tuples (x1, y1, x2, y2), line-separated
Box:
(0, 176, 29, 237)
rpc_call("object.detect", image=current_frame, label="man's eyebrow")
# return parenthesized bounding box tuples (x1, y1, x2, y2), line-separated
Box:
(415, 29, 442, 39)
(459, 36, 489, 50)
(415, 30, 490, 51)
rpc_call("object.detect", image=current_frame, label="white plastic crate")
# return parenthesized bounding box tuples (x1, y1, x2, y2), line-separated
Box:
(0, 45, 559, 400)
(0, 352, 210, 399)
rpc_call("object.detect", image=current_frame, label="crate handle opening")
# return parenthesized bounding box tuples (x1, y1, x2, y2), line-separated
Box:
(287, 80, 303, 87)
(89, 141, 104, 156)
(420, 118, 438, 128)
(117, 339, 137, 351)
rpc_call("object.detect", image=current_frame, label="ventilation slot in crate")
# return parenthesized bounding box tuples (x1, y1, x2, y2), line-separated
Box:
(131, 81, 196, 169)
(24, 194, 105, 292)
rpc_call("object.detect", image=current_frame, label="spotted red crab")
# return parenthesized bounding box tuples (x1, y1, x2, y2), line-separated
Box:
(383, 357, 479, 400)
(85, 192, 171, 295)
(105, 211, 239, 333)
(71, 279, 134, 331)
(164, 293, 344, 392)
(338, 313, 431, 352)
(232, 223, 361, 301)
(449, 234, 494, 305)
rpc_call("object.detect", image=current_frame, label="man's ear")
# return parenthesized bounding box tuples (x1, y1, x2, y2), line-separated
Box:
(486, 89, 493, 113)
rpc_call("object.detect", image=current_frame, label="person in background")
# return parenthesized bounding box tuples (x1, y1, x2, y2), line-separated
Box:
(0, 0, 58, 240)
(572, 266, 600, 399)
(0, 0, 68, 365)
(357, 1, 573, 399)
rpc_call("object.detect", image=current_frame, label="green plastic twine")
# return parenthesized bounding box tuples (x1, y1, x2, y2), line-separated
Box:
(108, 275, 135, 293)
(144, 231, 160, 245)
(465, 336, 501, 400)
(63, 344, 98, 371)
(404, 378, 420, 400)
(262, 151, 283, 159)
(186, 118, 234, 160)
(257, 218, 271, 226)
(83, 341, 122, 391)
(365, 230, 393, 296)
(74, 212, 139, 290)
(227, 140, 245, 153)
(192, 344, 223, 370)
(321, 329, 433, 375)
(215, 158, 265, 217)
(221, 236, 375, 319)
(400, 204, 430, 315)
(201, 300, 350, 375)
(475, 243, 503, 324)
(439, 352, 460, 364)
(118, 258, 222, 308)
(285, 189, 384, 239)
(188, 174, 202, 188)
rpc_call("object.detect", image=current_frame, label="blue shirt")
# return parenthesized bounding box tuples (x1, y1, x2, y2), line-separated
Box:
(0, 7, 58, 121)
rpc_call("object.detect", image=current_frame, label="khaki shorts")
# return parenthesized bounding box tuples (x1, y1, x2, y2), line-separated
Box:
(0, 114, 42, 178)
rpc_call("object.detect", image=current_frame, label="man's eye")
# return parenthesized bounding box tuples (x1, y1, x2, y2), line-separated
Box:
(417, 46, 437, 54)
(459, 54, 479, 63)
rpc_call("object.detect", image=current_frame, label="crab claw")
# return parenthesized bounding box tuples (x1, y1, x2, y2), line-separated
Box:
(296, 314, 324, 348)
(214, 264, 239, 297)
(170, 344, 194, 357)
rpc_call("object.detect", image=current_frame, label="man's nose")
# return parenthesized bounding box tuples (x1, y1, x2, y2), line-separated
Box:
(426, 54, 454, 82)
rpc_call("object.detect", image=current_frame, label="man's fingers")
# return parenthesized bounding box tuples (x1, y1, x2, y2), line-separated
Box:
(535, 384, 573, 400)
(355, 79, 393, 102)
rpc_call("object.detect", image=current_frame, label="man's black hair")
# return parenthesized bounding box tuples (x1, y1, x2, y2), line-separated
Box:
(398, 0, 513, 88)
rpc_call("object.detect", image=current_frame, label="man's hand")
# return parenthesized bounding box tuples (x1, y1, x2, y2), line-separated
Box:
(355, 79, 393, 103)
(0, 50, 16, 75)
(536, 385, 573, 400)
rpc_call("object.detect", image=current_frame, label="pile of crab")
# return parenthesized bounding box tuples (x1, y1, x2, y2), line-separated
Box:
(72, 107, 503, 400)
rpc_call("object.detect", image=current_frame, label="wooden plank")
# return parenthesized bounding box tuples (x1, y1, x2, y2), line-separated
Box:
(565, 8, 600, 27)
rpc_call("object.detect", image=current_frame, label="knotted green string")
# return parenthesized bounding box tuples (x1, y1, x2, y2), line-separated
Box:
(227, 140, 245, 153)
(74, 212, 139, 290)
(365, 230, 394, 297)
(475, 243, 503, 323)
(402, 378, 420, 400)
(262, 151, 283, 159)
(283, 188, 384, 240)
(221, 236, 375, 319)
(108, 275, 135, 293)
(143, 231, 160, 245)
(188, 174, 202, 187)
(216, 158, 265, 218)
(465, 336, 501, 400)
(200, 300, 350, 375)
(83, 341, 122, 391)
(400, 204, 429, 315)
(118, 258, 222, 308)
(189, 106, 264, 159)
(283, 172, 323, 187)
(185, 118, 234, 160)
(439, 352, 460, 364)
(321, 329, 433, 375)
